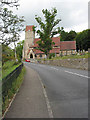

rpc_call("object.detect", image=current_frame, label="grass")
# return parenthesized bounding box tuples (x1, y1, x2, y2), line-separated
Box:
(2, 61, 22, 79)
(40, 53, 89, 61)
(2, 66, 26, 115)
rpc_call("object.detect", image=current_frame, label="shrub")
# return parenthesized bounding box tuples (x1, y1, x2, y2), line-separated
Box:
(49, 53, 55, 59)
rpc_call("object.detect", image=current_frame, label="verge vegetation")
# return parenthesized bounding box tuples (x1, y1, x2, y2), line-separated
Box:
(2, 61, 22, 79)
(2, 65, 26, 115)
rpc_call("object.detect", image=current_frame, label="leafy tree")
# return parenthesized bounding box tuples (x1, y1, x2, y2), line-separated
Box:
(35, 8, 61, 57)
(0, 0, 19, 7)
(0, 0, 25, 60)
(75, 29, 90, 51)
(16, 40, 24, 59)
(60, 30, 76, 41)
(2, 44, 14, 65)
(60, 30, 68, 41)
(0, 8, 24, 45)
(66, 30, 77, 41)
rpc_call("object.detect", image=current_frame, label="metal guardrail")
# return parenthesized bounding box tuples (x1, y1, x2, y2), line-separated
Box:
(2, 63, 23, 102)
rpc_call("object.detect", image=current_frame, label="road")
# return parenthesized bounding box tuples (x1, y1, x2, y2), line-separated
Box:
(24, 62, 88, 118)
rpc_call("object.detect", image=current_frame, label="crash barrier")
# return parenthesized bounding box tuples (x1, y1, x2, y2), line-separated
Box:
(2, 63, 23, 102)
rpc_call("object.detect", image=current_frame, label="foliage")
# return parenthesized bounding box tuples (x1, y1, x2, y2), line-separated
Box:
(2, 44, 15, 65)
(75, 29, 90, 51)
(35, 8, 61, 57)
(60, 29, 77, 41)
(66, 30, 77, 41)
(49, 53, 55, 59)
(0, 0, 19, 7)
(16, 40, 24, 59)
(2, 60, 22, 79)
(60, 30, 68, 41)
(2, 66, 25, 114)
(0, 8, 25, 45)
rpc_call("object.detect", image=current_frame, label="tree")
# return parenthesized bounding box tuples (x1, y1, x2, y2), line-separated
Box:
(0, 8, 24, 45)
(60, 30, 76, 41)
(0, 0, 19, 7)
(0, 0, 25, 60)
(16, 40, 24, 59)
(66, 30, 77, 41)
(35, 8, 61, 57)
(75, 29, 90, 51)
(2, 44, 14, 65)
(60, 30, 68, 41)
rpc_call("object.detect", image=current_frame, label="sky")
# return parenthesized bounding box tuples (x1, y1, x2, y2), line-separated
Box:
(7, 0, 89, 47)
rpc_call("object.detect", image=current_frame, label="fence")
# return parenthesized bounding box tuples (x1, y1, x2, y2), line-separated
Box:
(2, 63, 23, 102)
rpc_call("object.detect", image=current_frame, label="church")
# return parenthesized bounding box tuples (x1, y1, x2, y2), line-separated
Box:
(23, 25, 76, 59)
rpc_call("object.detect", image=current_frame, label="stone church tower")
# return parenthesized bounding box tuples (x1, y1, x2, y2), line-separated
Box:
(23, 25, 35, 59)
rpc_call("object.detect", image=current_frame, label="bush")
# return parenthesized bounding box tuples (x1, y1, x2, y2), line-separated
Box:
(49, 53, 55, 59)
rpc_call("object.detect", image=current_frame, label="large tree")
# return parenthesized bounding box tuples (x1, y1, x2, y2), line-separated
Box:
(0, 0, 25, 59)
(35, 8, 61, 57)
(60, 30, 76, 41)
(75, 29, 90, 51)
(16, 40, 24, 59)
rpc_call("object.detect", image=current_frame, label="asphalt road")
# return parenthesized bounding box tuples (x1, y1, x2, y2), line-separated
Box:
(24, 62, 88, 118)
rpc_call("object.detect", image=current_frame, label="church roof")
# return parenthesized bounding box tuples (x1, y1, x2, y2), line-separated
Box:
(60, 41, 76, 50)
(31, 37, 60, 48)
(26, 25, 34, 31)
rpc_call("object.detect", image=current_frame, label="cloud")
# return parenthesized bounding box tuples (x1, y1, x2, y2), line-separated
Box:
(7, 0, 89, 41)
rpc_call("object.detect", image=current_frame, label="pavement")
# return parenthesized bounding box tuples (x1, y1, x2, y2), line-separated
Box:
(4, 65, 49, 118)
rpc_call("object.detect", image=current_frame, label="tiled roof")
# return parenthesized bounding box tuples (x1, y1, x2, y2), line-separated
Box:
(60, 41, 76, 50)
(50, 48, 60, 53)
(34, 49, 44, 54)
(26, 25, 34, 32)
(31, 37, 60, 48)
(34, 48, 60, 54)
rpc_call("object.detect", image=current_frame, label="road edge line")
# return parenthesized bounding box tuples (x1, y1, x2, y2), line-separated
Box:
(37, 74, 54, 118)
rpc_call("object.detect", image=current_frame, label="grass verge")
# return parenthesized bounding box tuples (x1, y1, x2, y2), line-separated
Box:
(2, 65, 26, 115)
(2, 61, 22, 79)
(37, 53, 88, 61)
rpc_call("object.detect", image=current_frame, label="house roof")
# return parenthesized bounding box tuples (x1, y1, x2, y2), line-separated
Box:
(34, 47, 60, 54)
(26, 25, 34, 32)
(50, 48, 60, 53)
(60, 41, 76, 50)
(31, 37, 60, 48)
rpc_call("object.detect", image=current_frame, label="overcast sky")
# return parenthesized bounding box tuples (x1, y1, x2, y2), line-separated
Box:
(8, 0, 89, 43)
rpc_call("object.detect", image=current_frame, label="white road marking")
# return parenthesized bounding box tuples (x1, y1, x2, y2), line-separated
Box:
(37, 74, 53, 118)
(65, 70, 89, 78)
(51, 67, 58, 71)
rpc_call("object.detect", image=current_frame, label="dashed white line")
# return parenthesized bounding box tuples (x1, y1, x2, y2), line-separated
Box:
(65, 70, 89, 78)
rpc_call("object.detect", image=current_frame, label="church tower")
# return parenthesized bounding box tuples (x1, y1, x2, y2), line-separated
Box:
(23, 25, 35, 59)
